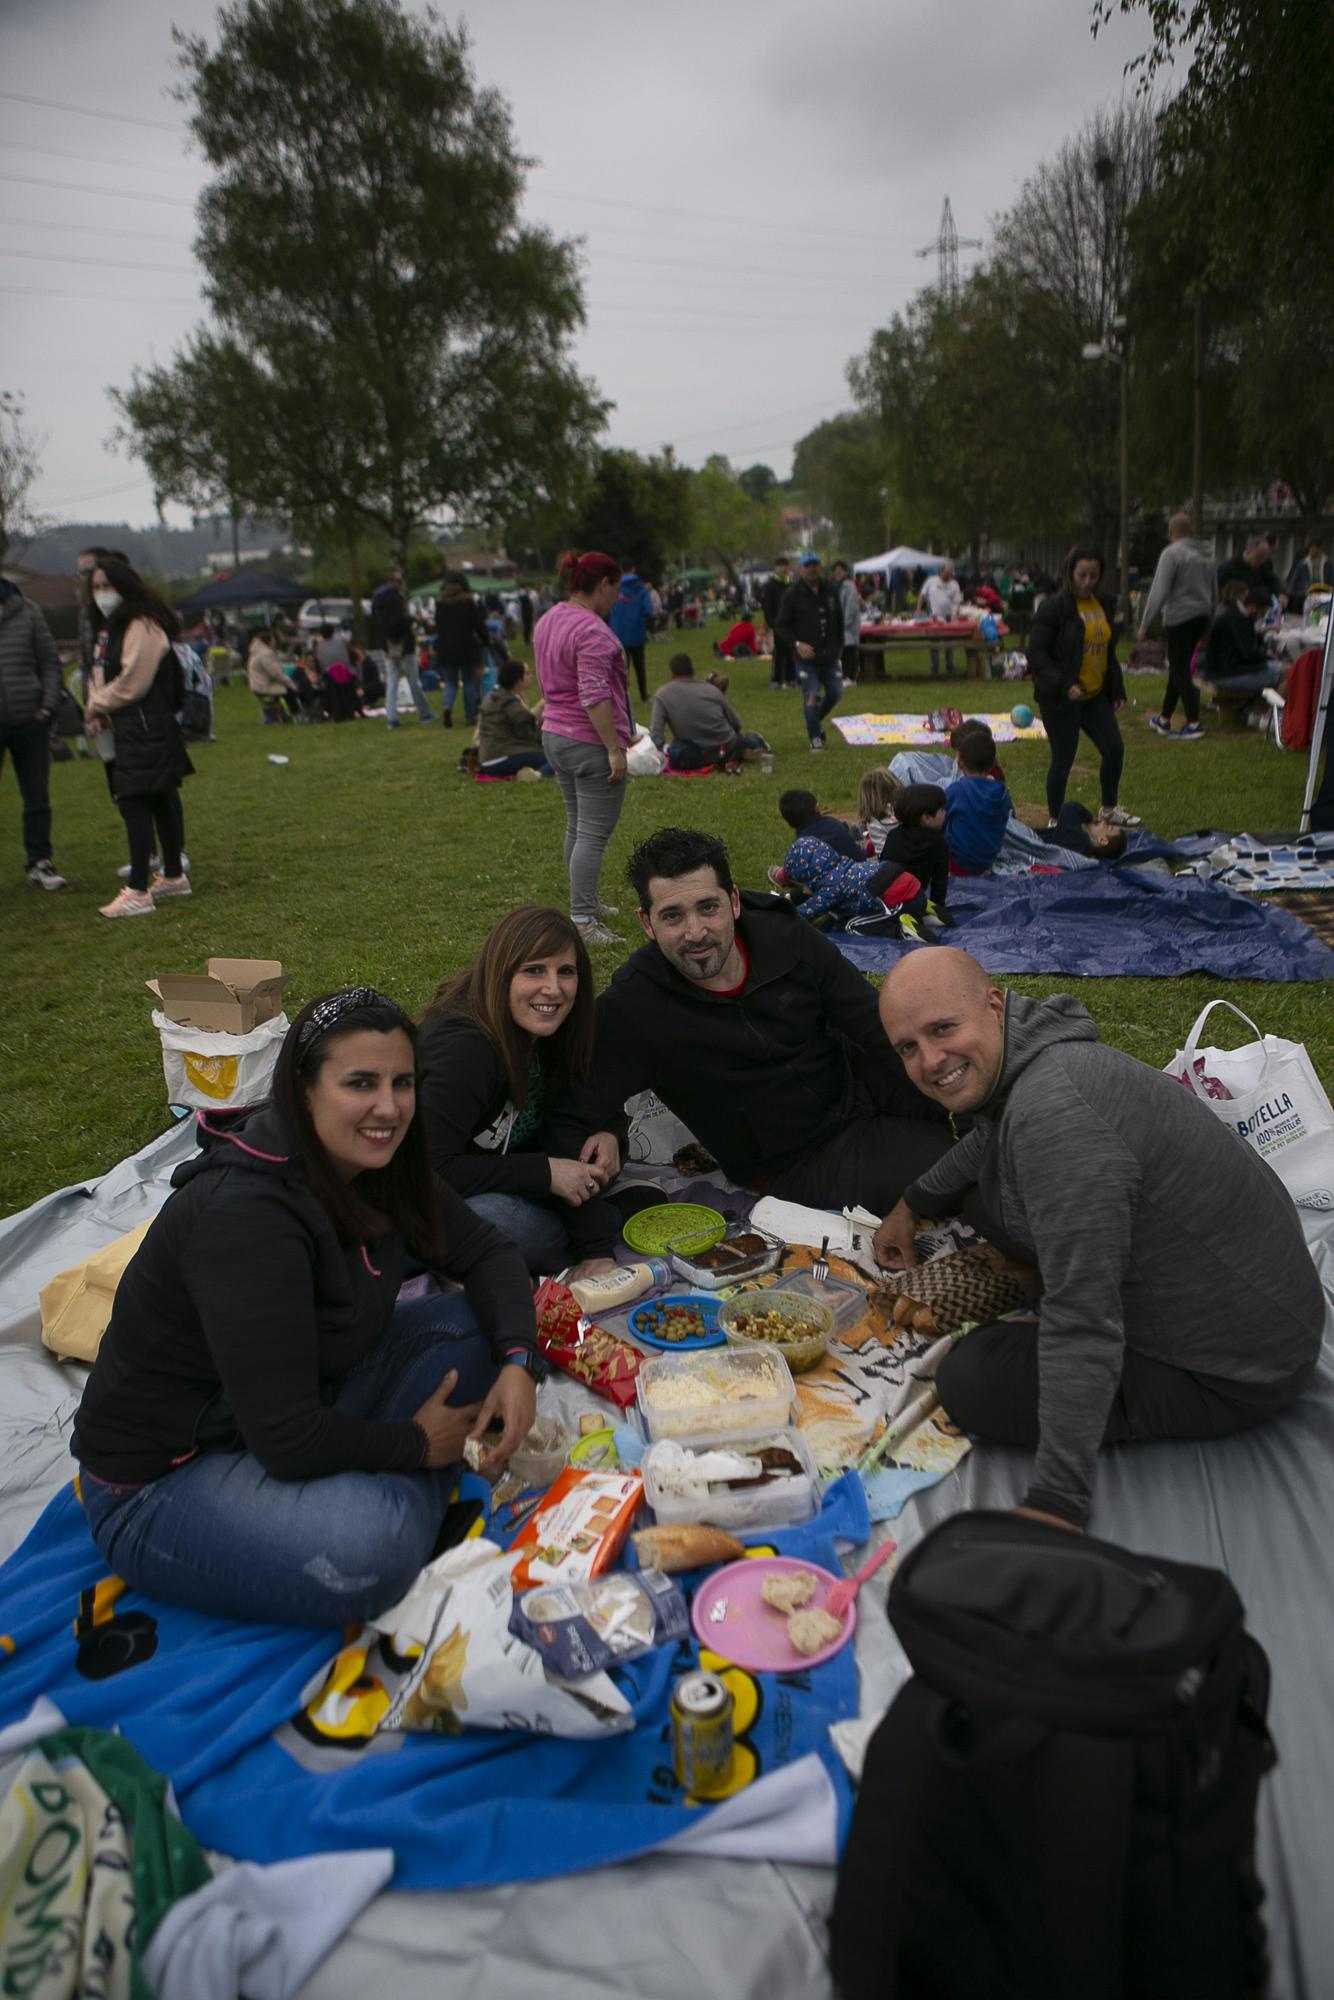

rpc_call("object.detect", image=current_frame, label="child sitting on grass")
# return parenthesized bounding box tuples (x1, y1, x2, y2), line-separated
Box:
(868, 784, 953, 933)
(857, 768, 901, 857)
(1040, 801, 1127, 860)
(776, 788, 865, 861)
(945, 722, 1013, 876)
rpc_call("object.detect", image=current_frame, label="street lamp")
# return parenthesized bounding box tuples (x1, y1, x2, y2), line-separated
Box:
(1082, 314, 1130, 620)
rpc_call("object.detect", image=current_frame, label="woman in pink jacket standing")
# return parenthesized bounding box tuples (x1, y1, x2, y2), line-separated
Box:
(535, 550, 632, 947)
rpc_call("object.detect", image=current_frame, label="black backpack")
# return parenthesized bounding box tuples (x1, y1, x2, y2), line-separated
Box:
(830, 1512, 1274, 2000)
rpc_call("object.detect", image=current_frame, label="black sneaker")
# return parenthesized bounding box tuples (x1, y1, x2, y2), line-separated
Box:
(844, 910, 904, 940)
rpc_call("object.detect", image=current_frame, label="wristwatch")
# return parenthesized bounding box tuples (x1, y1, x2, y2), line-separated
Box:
(503, 1345, 549, 1383)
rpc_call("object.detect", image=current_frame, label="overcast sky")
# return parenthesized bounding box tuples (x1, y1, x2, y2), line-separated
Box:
(2, 0, 1160, 534)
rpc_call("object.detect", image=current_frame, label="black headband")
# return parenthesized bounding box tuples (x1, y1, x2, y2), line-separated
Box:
(296, 986, 397, 1058)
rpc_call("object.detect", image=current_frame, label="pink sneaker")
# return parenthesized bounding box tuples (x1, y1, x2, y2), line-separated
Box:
(150, 874, 192, 899)
(99, 887, 155, 920)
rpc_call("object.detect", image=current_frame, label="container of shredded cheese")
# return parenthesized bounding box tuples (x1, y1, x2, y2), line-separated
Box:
(636, 1346, 795, 1443)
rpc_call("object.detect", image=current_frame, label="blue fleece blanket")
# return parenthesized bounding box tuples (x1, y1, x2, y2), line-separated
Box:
(0, 1474, 866, 1890)
(833, 867, 1334, 980)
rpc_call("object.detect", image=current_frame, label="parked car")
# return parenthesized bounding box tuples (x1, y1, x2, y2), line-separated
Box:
(297, 597, 368, 636)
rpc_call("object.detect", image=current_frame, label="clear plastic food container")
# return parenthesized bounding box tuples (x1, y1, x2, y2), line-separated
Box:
(719, 1292, 833, 1374)
(636, 1345, 795, 1443)
(769, 1269, 871, 1337)
(667, 1222, 784, 1291)
(642, 1427, 820, 1530)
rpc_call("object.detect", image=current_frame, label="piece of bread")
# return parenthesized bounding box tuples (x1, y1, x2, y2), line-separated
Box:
(761, 1571, 817, 1614)
(787, 1607, 843, 1656)
(632, 1524, 746, 1574)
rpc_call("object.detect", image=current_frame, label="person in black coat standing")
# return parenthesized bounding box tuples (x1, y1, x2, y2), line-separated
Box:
(85, 555, 195, 919)
(761, 556, 796, 688)
(775, 553, 845, 752)
(434, 573, 489, 729)
(1028, 544, 1138, 829)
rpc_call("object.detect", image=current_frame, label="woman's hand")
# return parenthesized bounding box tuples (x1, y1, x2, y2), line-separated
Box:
(607, 747, 627, 786)
(1066, 685, 1086, 702)
(548, 1156, 603, 1205)
(872, 1199, 921, 1271)
(579, 1131, 621, 1182)
(469, 1364, 536, 1473)
(411, 1367, 483, 1469)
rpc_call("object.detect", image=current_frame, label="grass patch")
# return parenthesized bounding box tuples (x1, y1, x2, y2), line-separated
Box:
(3, 629, 1328, 1214)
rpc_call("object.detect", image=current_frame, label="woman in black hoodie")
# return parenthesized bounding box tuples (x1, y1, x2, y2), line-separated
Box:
(434, 572, 489, 729)
(417, 907, 623, 1276)
(73, 989, 540, 1628)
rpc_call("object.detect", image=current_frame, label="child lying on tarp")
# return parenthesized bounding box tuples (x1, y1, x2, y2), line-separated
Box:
(1038, 802, 1127, 860)
(771, 786, 952, 940)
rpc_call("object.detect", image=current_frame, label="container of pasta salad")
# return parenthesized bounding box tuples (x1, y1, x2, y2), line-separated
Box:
(636, 1345, 795, 1443)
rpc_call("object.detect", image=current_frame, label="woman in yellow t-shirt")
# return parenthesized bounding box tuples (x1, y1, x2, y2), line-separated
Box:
(1028, 545, 1138, 830)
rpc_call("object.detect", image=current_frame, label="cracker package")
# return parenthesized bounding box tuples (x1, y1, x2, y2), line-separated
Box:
(509, 1465, 644, 1591)
(510, 1569, 688, 1680)
(534, 1277, 642, 1410)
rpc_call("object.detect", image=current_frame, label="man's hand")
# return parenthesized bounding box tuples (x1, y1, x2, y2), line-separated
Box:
(411, 1367, 483, 1469)
(579, 1131, 620, 1182)
(607, 747, 627, 785)
(548, 1157, 603, 1205)
(469, 1364, 537, 1472)
(1014, 1506, 1083, 1533)
(795, 641, 815, 661)
(873, 1199, 920, 1271)
(1066, 685, 1086, 702)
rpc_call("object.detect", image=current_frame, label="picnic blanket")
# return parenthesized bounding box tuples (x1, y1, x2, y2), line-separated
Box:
(832, 866, 1334, 981)
(1206, 833, 1334, 894)
(832, 711, 1047, 748)
(0, 1471, 866, 1894)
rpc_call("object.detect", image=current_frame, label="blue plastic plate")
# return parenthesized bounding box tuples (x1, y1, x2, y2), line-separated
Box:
(628, 1293, 726, 1351)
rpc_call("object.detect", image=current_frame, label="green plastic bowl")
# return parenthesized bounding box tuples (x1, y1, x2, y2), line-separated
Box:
(622, 1202, 726, 1259)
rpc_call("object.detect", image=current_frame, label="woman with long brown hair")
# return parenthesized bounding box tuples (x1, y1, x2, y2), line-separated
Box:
(73, 989, 540, 1628)
(418, 907, 623, 1276)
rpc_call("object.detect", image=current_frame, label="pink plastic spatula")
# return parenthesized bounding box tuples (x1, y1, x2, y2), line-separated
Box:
(825, 1539, 897, 1621)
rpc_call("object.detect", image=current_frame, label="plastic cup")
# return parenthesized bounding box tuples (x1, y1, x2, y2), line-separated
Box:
(760, 752, 775, 777)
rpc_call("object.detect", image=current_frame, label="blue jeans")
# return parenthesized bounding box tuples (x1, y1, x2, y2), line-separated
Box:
(481, 751, 553, 777)
(1, 717, 53, 866)
(80, 1294, 497, 1628)
(384, 650, 434, 724)
(929, 647, 956, 676)
(442, 664, 481, 724)
(1210, 664, 1283, 696)
(467, 1192, 572, 1274)
(799, 661, 844, 742)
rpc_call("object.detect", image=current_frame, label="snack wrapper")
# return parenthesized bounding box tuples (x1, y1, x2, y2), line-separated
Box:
(510, 1568, 688, 1680)
(508, 1465, 644, 1590)
(535, 1277, 643, 1409)
(318, 1539, 634, 1741)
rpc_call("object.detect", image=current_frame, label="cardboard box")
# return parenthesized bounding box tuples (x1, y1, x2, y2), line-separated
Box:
(147, 957, 287, 1034)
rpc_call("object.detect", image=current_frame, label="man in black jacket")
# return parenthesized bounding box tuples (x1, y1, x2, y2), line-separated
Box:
(371, 566, 434, 728)
(0, 577, 67, 891)
(776, 553, 845, 753)
(549, 826, 957, 1216)
(1216, 533, 1285, 607)
(760, 556, 796, 689)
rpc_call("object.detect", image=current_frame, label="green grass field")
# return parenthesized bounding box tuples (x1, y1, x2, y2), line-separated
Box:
(4, 626, 1329, 1216)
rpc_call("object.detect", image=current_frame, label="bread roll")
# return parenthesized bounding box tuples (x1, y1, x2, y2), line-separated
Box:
(632, 1524, 746, 1574)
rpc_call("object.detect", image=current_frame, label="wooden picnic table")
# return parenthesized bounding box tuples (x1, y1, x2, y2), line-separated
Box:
(857, 619, 1008, 682)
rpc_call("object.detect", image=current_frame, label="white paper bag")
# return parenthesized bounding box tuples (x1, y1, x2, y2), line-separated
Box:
(152, 1009, 289, 1111)
(1167, 999, 1334, 1211)
(623, 1088, 698, 1164)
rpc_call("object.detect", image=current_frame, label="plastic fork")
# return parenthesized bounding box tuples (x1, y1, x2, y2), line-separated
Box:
(825, 1538, 897, 1621)
(812, 1235, 830, 1284)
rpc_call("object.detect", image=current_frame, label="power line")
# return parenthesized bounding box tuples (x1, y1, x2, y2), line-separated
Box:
(1, 283, 197, 306)
(0, 214, 192, 247)
(631, 396, 850, 452)
(0, 247, 195, 275)
(0, 170, 195, 208)
(534, 182, 918, 248)
(0, 137, 199, 178)
(0, 89, 181, 133)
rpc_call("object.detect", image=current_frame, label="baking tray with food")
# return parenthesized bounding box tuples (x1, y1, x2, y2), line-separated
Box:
(667, 1223, 784, 1291)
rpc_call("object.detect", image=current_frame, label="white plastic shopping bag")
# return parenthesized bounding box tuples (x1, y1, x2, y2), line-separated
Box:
(151, 1010, 289, 1112)
(1166, 999, 1334, 1211)
(625, 726, 665, 777)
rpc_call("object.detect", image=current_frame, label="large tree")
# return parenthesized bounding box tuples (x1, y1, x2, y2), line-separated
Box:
(790, 414, 890, 558)
(568, 449, 692, 581)
(686, 457, 782, 589)
(117, 0, 603, 576)
(0, 392, 47, 567)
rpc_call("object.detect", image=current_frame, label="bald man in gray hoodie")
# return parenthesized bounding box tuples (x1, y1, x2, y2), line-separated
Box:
(875, 950, 1323, 1531)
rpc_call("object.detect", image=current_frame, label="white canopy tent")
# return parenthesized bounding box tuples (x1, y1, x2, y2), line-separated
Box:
(853, 546, 947, 577)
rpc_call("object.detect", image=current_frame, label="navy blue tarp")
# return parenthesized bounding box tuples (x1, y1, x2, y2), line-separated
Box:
(833, 867, 1334, 981)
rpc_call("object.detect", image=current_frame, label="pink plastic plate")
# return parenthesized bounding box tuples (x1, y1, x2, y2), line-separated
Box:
(690, 1556, 855, 1672)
